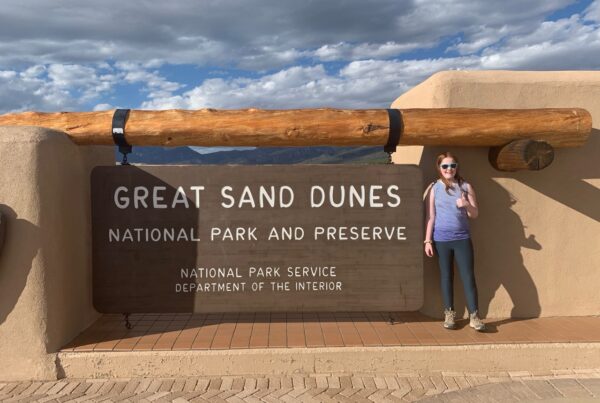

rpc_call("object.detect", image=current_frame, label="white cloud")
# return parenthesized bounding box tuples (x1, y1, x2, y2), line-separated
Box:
(0, 66, 65, 112)
(117, 62, 185, 100)
(584, 0, 600, 22)
(141, 58, 480, 110)
(1, 1, 599, 114)
(449, 25, 512, 55)
(93, 103, 114, 111)
(0, 0, 580, 70)
(20, 65, 45, 80)
(313, 42, 424, 61)
(141, 8, 600, 110)
(0, 70, 17, 79)
(0, 63, 118, 113)
(479, 14, 600, 69)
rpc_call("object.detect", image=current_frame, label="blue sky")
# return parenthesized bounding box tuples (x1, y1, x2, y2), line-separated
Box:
(0, 0, 598, 115)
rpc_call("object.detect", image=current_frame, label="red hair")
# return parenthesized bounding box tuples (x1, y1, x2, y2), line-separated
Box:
(436, 152, 465, 194)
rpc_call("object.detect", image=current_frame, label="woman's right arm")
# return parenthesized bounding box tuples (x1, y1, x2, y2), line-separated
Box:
(424, 186, 435, 257)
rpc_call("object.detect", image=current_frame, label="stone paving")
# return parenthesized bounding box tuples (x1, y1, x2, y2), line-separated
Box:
(1, 370, 600, 402)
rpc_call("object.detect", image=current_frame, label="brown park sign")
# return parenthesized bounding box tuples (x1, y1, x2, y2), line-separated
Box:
(91, 165, 423, 313)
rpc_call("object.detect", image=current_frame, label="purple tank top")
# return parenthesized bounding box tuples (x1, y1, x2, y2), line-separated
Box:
(433, 180, 470, 242)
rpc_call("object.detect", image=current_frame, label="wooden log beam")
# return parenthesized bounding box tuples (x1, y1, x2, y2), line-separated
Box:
(0, 108, 591, 147)
(489, 140, 555, 171)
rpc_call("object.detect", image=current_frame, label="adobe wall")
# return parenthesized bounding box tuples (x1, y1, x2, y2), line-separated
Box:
(391, 71, 600, 319)
(0, 127, 113, 380)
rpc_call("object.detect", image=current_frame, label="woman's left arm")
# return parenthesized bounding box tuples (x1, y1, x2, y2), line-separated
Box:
(465, 184, 479, 219)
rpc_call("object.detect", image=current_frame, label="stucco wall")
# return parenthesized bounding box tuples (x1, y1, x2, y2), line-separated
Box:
(391, 71, 600, 319)
(0, 127, 112, 380)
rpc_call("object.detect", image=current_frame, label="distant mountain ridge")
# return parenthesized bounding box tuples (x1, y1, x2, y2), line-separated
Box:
(119, 146, 390, 165)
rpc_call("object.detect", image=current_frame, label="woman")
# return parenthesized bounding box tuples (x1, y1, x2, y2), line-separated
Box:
(424, 152, 485, 331)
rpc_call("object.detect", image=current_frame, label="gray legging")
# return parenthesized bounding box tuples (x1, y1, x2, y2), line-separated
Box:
(434, 238, 479, 313)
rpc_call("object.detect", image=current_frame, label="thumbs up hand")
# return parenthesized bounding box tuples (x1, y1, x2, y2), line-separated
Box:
(456, 192, 470, 208)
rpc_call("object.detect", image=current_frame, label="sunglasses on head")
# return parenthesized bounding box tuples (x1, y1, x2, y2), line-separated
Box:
(440, 163, 458, 169)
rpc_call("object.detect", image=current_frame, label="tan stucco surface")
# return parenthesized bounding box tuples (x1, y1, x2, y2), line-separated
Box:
(0, 127, 112, 380)
(391, 71, 600, 319)
(58, 344, 600, 378)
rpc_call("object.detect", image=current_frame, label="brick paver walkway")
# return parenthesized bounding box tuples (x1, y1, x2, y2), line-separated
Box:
(18, 312, 600, 401)
(62, 313, 600, 351)
(1, 370, 599, 402)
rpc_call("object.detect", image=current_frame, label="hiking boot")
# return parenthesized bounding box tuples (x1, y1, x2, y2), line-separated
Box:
(443, 309, 456, 329)
(469, 311, 486, 331)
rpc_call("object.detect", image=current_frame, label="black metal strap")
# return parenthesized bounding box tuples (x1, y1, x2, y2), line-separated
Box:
(384, 108, 403, 154)
(112, 109, 131, 165)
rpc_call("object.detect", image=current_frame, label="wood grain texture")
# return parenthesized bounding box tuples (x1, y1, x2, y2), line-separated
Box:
(0, 108, 591, 147)
(489, 140, 555, 171)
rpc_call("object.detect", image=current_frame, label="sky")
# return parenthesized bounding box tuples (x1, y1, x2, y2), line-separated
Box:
(0, 0, 599, 115)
